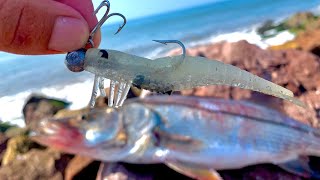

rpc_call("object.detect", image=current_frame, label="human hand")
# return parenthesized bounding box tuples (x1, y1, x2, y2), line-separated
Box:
(0, 0, 101, 55)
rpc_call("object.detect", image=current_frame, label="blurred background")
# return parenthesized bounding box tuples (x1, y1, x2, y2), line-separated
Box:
(1, 0, 320, 126)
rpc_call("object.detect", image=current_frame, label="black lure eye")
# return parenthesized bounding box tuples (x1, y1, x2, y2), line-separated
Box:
(65, 48, 87, 72)
(99, 50, 109, 59)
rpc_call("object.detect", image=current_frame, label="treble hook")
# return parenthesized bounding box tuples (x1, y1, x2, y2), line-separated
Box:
(89, 0, 127, 47)
(153, 40, 186, 59)
(107, 13, 127, 35)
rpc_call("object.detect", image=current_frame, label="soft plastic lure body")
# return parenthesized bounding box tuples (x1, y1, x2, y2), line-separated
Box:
(31, 96, 319, 180)
(81, 47, 304, 107)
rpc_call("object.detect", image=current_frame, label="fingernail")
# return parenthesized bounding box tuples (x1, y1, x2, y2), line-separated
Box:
(49, 17, 89, 52)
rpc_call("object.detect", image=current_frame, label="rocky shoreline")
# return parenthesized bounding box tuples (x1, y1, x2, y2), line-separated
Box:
(0, 12, 320, 180)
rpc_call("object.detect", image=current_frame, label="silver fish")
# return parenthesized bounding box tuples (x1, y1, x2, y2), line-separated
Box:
(30, 96, 320, 180)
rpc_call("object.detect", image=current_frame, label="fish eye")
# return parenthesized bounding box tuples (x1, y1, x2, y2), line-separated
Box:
(83, 109, 122, 146)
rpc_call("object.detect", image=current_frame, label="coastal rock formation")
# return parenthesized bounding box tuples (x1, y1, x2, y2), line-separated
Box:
(0, 149, 64, 180)
(271, 29, 320, 56)
(268, 12, 320, 57)
(258, 12, 319, 39)
(23, 95, 70, 125)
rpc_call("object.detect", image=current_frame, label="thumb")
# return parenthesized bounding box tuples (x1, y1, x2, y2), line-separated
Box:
(0, 0, 95, 55)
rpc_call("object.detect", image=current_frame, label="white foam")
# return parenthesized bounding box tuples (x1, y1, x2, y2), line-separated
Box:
(0, 79, 112, 127)
(263, 31, 295, 46)
(187, 26, 295, 50)
(209, 29, 267, 48)
(0, 91, 32, 126)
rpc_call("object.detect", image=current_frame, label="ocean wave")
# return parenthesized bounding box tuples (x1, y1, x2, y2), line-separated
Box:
(147, 26, 295, 58)
(0, 79, 109, 127)
(208, 29, 294, 49)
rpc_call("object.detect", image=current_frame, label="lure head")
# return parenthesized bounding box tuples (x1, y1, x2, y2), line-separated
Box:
(65, 48, 87, 72)
(29, 108, 127, 158)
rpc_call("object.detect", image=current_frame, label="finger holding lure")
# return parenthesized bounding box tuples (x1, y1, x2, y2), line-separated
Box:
(65, 0, 304, 109)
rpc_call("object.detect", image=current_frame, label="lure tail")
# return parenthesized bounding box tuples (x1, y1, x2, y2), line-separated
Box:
(156, 55, 306, 107)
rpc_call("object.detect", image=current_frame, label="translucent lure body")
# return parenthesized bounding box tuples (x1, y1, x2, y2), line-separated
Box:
(84, 49, 304, 107)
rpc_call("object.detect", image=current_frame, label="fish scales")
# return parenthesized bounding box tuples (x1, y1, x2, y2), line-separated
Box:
(137, 96, 316, 135)
(141, 103, 318, 155)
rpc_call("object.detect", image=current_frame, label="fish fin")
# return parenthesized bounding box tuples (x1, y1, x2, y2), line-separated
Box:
(154, 127, 203, 151)
(166, 162, 223, 180)
(278, 156, 320, 178)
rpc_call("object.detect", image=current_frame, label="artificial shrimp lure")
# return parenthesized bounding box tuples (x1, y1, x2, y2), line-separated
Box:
(65, 0, 127, 108)
(65, 0, 304, 108)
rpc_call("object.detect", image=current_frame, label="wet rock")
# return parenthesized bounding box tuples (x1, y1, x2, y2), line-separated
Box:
(0, 148, 63, 180)
(283, 99, 318, 127)
(0, 123, 16, 133)
(65, 156, 95, 180)
(23, 94, 70, 125)
(284, 12, 319, 33)
(273, 29, 320, 57)
(300, 91, 320, 111)
(258, 12, 319, 39)
(257, 20, 277, 37)
(268, 12, 320, 57)
(285, 50, 320, 91)
(1, 135, 36, 166)
(5, 127, 28, 138)
(0, 133, 8, 166)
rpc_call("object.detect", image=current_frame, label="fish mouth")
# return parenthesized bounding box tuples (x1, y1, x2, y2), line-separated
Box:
(28, 117, 84, 147)
(29, 108, 126, 147)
